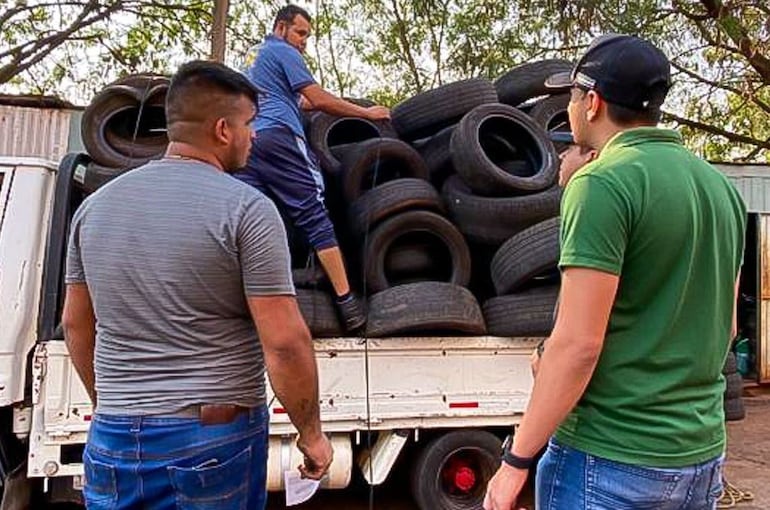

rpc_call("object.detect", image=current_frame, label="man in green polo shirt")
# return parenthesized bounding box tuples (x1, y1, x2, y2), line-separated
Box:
(484, 35, 746, 510)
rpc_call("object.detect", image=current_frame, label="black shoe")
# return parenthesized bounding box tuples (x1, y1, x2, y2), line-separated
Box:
(336, 293, 366, 333)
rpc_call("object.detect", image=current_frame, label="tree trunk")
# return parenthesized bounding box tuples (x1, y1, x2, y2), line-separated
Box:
(210, 0, 229, 62)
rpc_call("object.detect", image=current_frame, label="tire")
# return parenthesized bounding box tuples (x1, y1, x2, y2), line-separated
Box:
(483, 286, 559, 337)
(410, 430, 501, 510)
(296, 289, 343, 338)
(724, 396, 746, 422)
(722, 352, 738, 375)
(292, 266, 329, 290)
(391, 79, 498, 141)
(442, 175, 560, 245)
(339, 138, 430, 202)
(81, 74, 169, 168)
(348, 178, 443, 235)
(307, 113, 396, 175)
(451, 103, 559, 195)
(363, 211, 471, 294)
(529, 94, 570, 132)
(495, 59, 573, 106)
(724, 373, 744, 400)
(414, 125, 455, 187)
(76, 162, 135, 193)
(491, 217, 560, 295)
(384, 243, 435, 275)
(366, 282, 486, 337)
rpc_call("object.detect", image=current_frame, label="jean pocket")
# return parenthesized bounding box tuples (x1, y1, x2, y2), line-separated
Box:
(587, 456, 682, 509)
(168, 445, 251, 510)
(707, 458, 724, 505)
(83, 450, 118, 509)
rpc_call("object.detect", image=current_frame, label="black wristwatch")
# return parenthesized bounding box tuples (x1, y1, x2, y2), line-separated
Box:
(501, 435, 535, 470)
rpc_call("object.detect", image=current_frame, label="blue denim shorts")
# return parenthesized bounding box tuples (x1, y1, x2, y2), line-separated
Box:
(83, 405, 269, 510)
(536, 438, 723, 510)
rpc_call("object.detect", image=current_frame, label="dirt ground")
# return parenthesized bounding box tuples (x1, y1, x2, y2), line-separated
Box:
(723, 386, 770, 510)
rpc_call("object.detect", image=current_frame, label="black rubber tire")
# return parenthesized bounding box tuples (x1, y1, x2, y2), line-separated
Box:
(483, 286, 559, 337)
(442, 175, 560, 246)
(76, 162, 136, 193)
(722, 352, 738, 375)
(296, 289, 343, 338)
(529, 94, 570, 132)
(366, 282, 486, 337)
(339, 138, 430, 202)
(410, 430, 501, 510)
(81, 74, 169, 168)
(724, 373, 744, 400)
(413, 125, 455, 187)
(491, 217, 560, 296)
(384, 243, 435, 275)
(451, 103, 559, 196)
(363, 211, 472, 294)
(292, 266, 330, 290)
(391, 79, 498, 141)
(307, 113, 396, 175)
(724, 396, 746, 422)
(495, 59, 573, 106)
(348, 178, 443, 236)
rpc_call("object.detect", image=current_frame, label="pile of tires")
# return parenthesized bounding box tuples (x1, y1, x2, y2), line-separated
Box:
(723, 352, 746, 421)
(297, 61, 572, 338)
(77, 73, 170, 192)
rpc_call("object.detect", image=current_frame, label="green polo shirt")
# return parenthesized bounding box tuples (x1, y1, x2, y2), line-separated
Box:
(555, 127, 746, 467)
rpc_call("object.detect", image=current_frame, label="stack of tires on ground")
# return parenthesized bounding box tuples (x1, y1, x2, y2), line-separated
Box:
(76, 60, 576, 339)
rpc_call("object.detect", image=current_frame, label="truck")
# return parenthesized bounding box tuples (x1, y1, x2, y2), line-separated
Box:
(0, 153, 539, 509)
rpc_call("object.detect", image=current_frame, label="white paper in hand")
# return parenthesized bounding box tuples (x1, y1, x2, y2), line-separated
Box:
(284, 470, 321, 506)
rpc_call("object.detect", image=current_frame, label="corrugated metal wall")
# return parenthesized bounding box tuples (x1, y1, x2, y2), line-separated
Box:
(717, 164, 770, 213)
(0, 105, 73, 163)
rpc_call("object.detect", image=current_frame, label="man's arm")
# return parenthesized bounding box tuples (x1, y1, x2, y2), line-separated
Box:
(248, 294, 332, 478)
(62, 283, 97, 404)
(301, 84, 389, 120)
(511, 266, 619, 456)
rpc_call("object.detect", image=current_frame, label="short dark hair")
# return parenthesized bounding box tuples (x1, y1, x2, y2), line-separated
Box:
(166, 60, 258, 137)
(273, 4, 311, 29)
(606, 102, 662, 125)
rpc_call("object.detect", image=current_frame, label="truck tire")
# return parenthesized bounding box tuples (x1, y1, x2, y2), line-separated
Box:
(491, 218, 560, 295)
(391, 79, 498, 141)
(411, 430, 501, 510)
(442, 175, 560, 246)
(722, 352, 738, 375)
(81, 74, 169, 168)
(483, 286, 559, 337)
(451, 103, 559, 196)
(364, 211, 471, 294)
(724, 373, 744, 400)
(495, 59, 572, 106)
(308, 113, 396, 175)
(367, 282, 486, 337)
(296, 289, 343, 338)
(339, 138, 430, 202)
(76, 162, 134, 193)
(292, 266, 330, 290)
(348, 178, 443, 235)
(724, 396, 745, 422)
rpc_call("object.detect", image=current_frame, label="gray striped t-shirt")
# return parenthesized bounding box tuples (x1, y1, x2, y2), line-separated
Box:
(65, 159, 294, 415)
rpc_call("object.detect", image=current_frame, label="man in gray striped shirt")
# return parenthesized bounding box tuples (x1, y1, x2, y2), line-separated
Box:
(62, 61, 331, 510)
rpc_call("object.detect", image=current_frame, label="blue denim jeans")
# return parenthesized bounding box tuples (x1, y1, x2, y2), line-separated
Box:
(83, 406, 269, 510)
(536, 439, 723, 510)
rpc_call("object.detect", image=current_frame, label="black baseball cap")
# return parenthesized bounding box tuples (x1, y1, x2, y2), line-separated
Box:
(545, 34, 671, 111)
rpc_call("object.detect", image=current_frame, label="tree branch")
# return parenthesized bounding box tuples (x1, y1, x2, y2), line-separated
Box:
(663, 110, 770, 150)
(671, 61, 770, 116)
(388, 0, 422, 91)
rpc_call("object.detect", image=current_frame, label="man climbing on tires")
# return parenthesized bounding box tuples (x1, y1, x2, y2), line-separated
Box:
(484, 34, 746, 510)
(236, 4, 390, 332)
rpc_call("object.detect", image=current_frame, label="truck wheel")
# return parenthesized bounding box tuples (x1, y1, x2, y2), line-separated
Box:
(411, 430, 501, 510)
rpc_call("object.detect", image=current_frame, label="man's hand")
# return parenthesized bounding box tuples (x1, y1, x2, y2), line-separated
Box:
(297, 432, 334, 480)
(483, 464, 529, 510)
(365, 105, 390, 120)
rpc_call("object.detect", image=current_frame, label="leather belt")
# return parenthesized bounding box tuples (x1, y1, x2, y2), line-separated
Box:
(156, 404, 250, 426)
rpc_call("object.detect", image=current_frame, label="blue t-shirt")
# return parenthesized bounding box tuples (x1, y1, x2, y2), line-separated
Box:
(244, 35, 315, 139)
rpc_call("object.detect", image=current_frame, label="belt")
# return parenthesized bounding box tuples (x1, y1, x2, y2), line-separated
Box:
(155, 404, 251, 426)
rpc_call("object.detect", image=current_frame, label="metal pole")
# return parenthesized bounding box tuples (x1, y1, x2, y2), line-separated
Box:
(210, 0, 229, 62)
